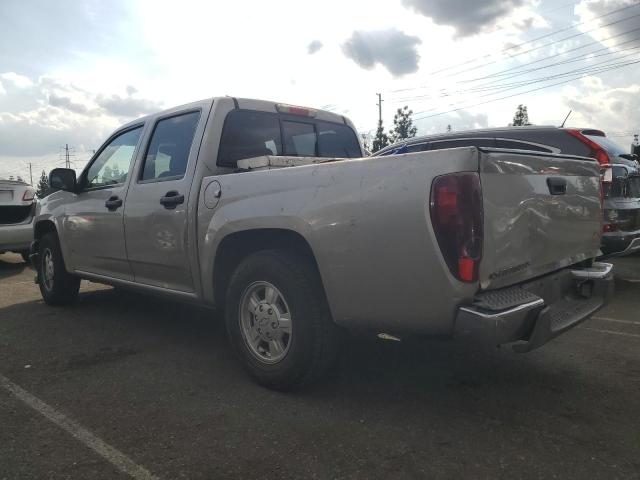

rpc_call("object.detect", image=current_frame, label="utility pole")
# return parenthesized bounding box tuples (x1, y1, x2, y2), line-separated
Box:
(60, 144, 75, 169)
(376, 93, 383, 124)
(29, 163, 33, 185)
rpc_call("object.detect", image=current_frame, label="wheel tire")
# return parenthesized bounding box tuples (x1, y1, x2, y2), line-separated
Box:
(20, 250, 30, 263)
(225, 249, 340, 390)
(37, 232, 80, 306)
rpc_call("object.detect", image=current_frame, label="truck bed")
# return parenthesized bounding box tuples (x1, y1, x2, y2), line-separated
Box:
(198, 146, 604, 334)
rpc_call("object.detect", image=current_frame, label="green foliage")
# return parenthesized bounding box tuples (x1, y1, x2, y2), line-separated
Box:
(372, 120, 389, 152)
(511, 104, 531, 126)
(389, 106, 418, 143)
(36, 170, 50, 198)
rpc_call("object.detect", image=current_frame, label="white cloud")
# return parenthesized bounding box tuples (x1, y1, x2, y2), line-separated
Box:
(0, 72, 33, 89)
(575, 0, 640, 49)
(562, 78, 640, 145)
(0, 73, 160, 159)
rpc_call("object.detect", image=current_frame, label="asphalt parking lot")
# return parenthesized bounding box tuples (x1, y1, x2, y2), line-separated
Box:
(1, 253, 639, 480)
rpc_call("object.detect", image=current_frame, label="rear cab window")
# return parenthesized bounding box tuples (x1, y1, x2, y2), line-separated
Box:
(217, 110, 361, 168)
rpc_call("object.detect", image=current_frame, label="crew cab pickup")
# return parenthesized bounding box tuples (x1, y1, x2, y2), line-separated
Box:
(32, 97, 613, 389)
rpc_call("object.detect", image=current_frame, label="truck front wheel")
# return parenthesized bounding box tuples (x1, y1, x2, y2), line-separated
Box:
(225, 249, 339, 390)
(37, 232, 80, 306)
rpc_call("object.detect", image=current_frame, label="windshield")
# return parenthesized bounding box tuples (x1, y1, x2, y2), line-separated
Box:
(586, 135, 638, 166)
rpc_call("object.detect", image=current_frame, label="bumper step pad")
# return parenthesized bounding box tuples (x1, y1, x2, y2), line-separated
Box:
(472, 287, 543, 312)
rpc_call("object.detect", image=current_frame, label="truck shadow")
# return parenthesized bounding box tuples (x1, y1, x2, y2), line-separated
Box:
(0, 285, 625, 403)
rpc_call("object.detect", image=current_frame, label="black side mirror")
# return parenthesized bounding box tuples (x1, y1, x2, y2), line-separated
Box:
(49, 168, 77, 192)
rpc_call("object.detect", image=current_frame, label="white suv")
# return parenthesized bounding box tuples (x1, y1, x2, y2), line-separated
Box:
(0, 179, 37, 262)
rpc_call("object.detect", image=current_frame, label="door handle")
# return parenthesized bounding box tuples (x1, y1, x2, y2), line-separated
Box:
(105, 196, 123, 211)
(547, 177, 567, 195)
(160, 190, 185, 209)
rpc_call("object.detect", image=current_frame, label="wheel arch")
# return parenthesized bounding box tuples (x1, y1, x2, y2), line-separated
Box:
(212, 228, 328, 311)
(33, 219, 74, 274)
(34, 219, 58, 241)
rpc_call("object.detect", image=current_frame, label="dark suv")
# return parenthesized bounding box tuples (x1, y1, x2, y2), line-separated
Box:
(375, 126, 640, 256)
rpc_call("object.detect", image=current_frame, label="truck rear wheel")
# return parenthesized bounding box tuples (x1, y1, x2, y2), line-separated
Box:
(225, 249, 339, 390)
(37, 232, 80, 306)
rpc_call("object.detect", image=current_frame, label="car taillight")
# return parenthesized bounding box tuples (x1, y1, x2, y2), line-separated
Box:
(22, 188, 36, 201)
(566, 129, 610, 165)
(430, 173, 483, 283)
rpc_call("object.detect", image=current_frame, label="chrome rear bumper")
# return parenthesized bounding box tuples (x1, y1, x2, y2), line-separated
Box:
(454, 263, 614, 352)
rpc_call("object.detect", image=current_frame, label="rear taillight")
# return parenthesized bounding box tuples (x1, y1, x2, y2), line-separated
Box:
(430, 173, 483, 283)
(22, 188, 36, 201)
(566, 129, 610, 165)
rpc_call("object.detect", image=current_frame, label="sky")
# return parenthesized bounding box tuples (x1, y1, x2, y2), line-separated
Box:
(1, 0, 639, 182)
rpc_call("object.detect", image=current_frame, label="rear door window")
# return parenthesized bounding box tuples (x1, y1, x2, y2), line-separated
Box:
(140, 111, 201, 182)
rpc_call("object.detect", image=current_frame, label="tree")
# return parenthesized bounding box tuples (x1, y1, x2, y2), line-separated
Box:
(103, 165, 113, 183)
(16, 175, 24, 182)
(511, 104, 531, 126)
(36, 170, 49, 198)
(111, 166, 122, 182)
(389, 106, 418, 143)
(372, 120, 389, 152)
(360, 133, 372, 154)
(446, 124, 452, 133)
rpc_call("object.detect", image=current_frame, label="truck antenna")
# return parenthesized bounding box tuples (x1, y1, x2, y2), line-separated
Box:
(560, 110, 572, 128)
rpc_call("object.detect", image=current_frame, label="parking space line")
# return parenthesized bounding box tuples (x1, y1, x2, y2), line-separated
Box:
(584, 328, 640, 339)
(0, 373, 159, 480)
(592, 316, 640, 327)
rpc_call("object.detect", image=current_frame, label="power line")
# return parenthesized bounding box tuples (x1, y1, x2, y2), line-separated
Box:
(456, 29, 640, 84)
(387, 27, 640, 106)
(412, 58, 640, 117)
(392, 46, 640, 105)
(407, 50, 640, 103)
(411, 58, 640, 121)
(403, 1, 640, 83)
(386, 24, 640, 107)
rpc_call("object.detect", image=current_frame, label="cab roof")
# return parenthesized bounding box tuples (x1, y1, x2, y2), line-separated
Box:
(119, 97, 350, 131)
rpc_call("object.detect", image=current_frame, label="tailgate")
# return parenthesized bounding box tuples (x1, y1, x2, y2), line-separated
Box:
(479, 149, 602, 290)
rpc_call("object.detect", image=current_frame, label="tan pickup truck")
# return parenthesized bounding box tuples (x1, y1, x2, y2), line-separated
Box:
(32, 97, 613, 389)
